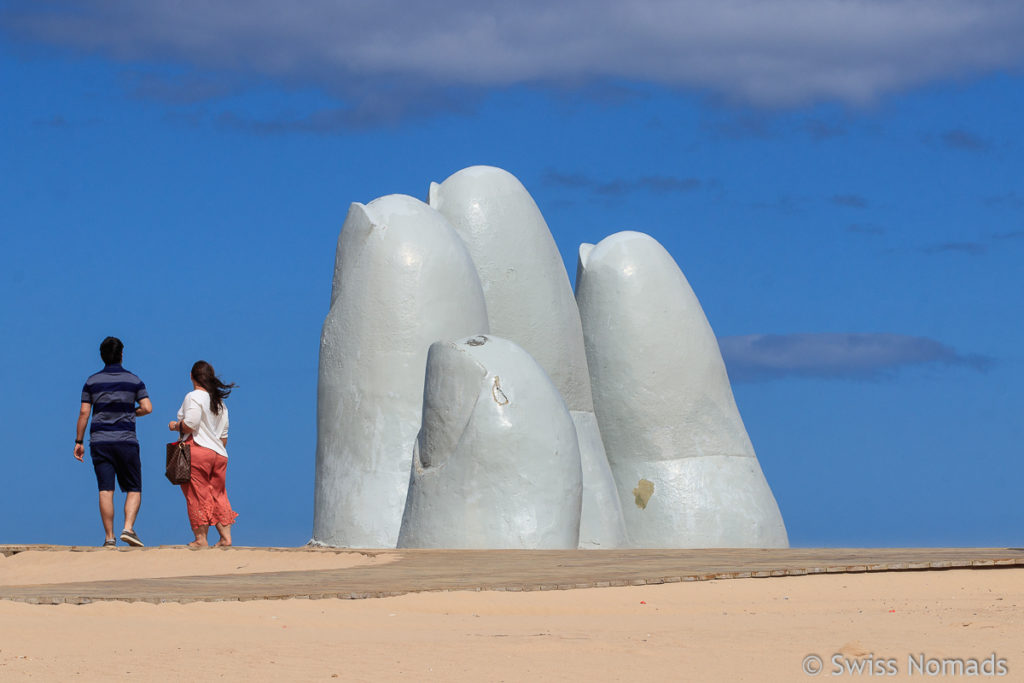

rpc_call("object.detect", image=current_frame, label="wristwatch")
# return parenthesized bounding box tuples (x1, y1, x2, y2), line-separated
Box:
(75, 439, 84, 445)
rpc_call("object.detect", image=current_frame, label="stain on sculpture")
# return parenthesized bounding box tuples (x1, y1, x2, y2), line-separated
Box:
(429, 166, 628, 549)
(575, 231, 789, 548)
(313, 195, 489, 548)
(397, 335, 583, 549)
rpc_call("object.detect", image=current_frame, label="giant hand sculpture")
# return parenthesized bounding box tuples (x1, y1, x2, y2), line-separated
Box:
(314, 168, 787, 550)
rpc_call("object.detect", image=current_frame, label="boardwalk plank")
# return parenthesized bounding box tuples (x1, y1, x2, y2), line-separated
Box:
(1, 546, 1021, 604)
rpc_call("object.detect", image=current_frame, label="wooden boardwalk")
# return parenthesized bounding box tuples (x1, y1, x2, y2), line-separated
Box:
(2, 546, 1022, 605)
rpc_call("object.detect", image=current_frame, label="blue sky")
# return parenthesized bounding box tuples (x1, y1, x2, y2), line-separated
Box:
(1, 1, 1021, 548)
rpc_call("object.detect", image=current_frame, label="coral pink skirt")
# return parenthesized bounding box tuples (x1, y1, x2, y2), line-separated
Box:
(180, 438, 238, 529)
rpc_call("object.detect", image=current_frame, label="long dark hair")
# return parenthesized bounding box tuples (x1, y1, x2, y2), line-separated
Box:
(191, 361, 236, 415)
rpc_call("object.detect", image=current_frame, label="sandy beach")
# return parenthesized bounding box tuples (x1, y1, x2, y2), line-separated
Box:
(2, 548, 1021, 681)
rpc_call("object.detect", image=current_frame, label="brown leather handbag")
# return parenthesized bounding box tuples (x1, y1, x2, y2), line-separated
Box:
(165, 427, 191, 485)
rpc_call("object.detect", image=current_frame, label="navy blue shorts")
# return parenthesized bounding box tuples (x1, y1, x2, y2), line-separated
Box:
(90, 441, 142, 492)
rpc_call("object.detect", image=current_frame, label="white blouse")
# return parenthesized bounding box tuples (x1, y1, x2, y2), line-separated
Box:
(177, 389, 230, 458)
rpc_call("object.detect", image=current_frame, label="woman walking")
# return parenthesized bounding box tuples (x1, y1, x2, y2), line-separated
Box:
(168, 361, 238, 547)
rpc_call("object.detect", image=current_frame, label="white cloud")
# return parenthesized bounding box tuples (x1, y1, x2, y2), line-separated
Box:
(4, 0, 1024, 106)
(719, 333, 991, 381)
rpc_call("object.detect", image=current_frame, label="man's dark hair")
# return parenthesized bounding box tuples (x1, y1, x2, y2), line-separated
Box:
(100, 337, 124, 365)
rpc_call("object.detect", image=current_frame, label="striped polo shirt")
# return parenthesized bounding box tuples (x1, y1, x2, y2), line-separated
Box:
(82, 364, 149, 444)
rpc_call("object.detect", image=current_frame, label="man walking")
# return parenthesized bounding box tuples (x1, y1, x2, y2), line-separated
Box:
(74, 336, 153, 547)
